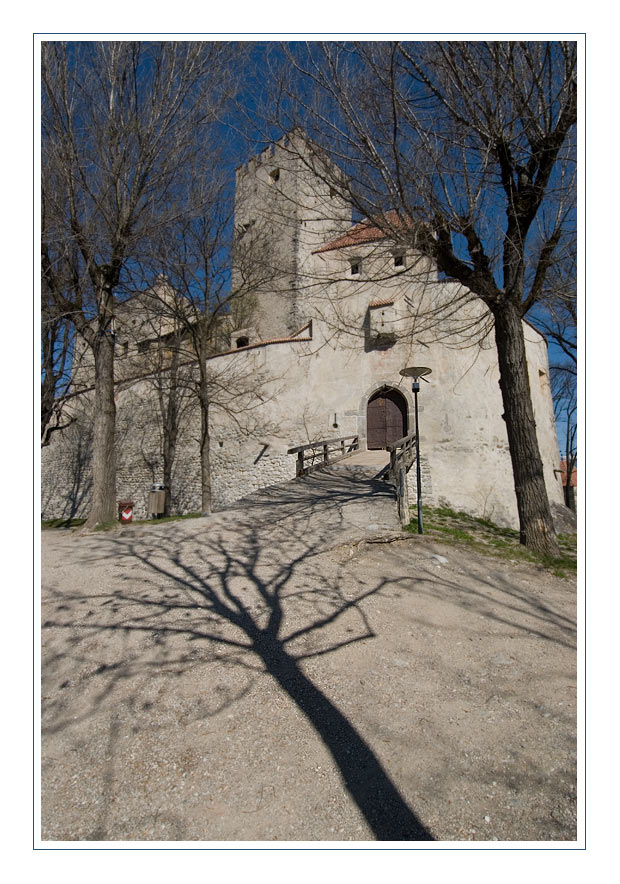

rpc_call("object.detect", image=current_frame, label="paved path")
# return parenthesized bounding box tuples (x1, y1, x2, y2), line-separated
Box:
(338, 449, 390, 468)
(42, 468, 417, 842)
(226, 462, 399, 542)
(41, 467, 576, 843)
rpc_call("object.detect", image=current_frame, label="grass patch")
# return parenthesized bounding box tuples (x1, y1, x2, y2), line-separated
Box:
(93, 520, 120, 532)
(404, 505, 576, 576)
(41, 518, 86, 530)
(434, 524, 475, 543)
(42, 512, 202, 531)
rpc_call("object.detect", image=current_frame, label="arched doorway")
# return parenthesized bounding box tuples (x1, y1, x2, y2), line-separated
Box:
(367, 388, 408, 449)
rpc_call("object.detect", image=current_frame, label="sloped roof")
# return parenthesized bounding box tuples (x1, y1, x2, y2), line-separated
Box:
(368, 297, 395, 308)
(313, 210, 414, 254)
(206, 322, 313, 360)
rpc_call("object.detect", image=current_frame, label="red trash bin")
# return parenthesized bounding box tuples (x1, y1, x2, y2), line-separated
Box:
(118, 500, 134, 523)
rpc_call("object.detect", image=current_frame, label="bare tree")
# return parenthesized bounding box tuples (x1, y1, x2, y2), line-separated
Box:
(143, 166, 281, 515)
(41, 278, 75, 447)
(41, 41, 248, 528)
(41, 191, 88, 446)
(113, 284, 197, 516)
(542, 247, 576, 513)
(551, 363, 577, 513)
(264, 40, 577, 556)
(533, 251, 577, 368)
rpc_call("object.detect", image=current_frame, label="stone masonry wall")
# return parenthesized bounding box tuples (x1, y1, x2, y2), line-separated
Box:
(41, 376, 298, 522)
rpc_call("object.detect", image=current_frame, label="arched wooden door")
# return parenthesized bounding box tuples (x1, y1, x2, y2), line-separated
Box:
(367, 388, 407, 449)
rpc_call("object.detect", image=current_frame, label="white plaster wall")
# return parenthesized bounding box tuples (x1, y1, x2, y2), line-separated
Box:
(206, 302, 564, 528)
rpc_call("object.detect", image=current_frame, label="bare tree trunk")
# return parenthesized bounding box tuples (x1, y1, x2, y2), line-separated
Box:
(564, 474, 576, 512)
(162, 419, 177, 517)
(199, 382, 212, 516)
(161, 348, 180, 517)
(492, 301, 560, 557)
(564, 412, 577, 513)
(84, 333, 117, 528)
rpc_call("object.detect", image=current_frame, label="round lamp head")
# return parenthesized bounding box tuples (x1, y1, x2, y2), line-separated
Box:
(400, 366, 432, 380)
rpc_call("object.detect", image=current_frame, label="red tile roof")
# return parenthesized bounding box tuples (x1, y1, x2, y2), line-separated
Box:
(206, 322, 312, 360)
(560, 460, 577, 486)
(313, 210, 415, 254)
(368, 297, 395, 308)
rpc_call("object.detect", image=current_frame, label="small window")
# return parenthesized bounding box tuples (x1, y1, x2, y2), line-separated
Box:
(269, 168, 280, 184)
(393, 252, 405, 268)
(350, 259, 361, 276)
(138, 340, 150, 353)
(329, 186, 338, 198)
(236, 336, 250, 349)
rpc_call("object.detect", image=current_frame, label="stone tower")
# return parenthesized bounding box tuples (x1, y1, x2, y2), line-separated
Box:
(231, 131, 352, 341)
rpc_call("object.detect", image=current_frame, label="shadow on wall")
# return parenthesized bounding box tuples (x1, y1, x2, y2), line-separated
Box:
(42, 424, 93, 520)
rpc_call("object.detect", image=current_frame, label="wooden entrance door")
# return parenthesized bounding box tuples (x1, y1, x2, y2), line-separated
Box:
(367, 389, 407, 449)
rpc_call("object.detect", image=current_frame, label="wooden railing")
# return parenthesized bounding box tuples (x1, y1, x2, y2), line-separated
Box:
(386, 431, 418, 525)
(288, 435, 360, 477)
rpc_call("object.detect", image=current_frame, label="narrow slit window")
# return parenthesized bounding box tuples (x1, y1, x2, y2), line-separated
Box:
(350, 259, 361, 276)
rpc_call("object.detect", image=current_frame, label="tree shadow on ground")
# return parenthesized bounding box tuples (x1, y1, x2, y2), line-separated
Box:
(375, 541, 576, 651)
(42, 471, 434, 840)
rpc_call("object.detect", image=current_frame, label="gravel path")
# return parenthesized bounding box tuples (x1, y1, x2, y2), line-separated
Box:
(41, 469, 576, 842)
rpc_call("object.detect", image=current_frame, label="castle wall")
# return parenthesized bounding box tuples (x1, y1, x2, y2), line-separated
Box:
(41, 355, 301, 521)
(232, 133, 351, 341)
(41, 307, 565, 529)
(209, 311, 564, 528)
(42, 134, 566, 530)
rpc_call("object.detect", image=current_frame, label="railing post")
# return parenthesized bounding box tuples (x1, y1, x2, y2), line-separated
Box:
(289, 435, 361, 477)
(398, 465, 409, 526)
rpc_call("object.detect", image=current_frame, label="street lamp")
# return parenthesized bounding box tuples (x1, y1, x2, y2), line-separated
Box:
(399, 366, 432, 534)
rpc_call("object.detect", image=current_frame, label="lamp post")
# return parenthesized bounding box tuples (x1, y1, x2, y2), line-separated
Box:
(399, 366, 432, 534)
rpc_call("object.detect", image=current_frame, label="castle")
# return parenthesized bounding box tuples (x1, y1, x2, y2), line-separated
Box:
(41, 133, 566, 528)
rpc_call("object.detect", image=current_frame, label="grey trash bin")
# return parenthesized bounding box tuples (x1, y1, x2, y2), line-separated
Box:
(148, 484, 166, 517)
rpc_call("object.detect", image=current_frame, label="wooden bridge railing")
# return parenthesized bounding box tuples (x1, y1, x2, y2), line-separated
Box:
(386, 431, 418, 526)
(287, 435, 360, 477)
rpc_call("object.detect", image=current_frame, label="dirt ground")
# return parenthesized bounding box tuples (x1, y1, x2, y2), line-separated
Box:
(40, 474, 577, 843)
